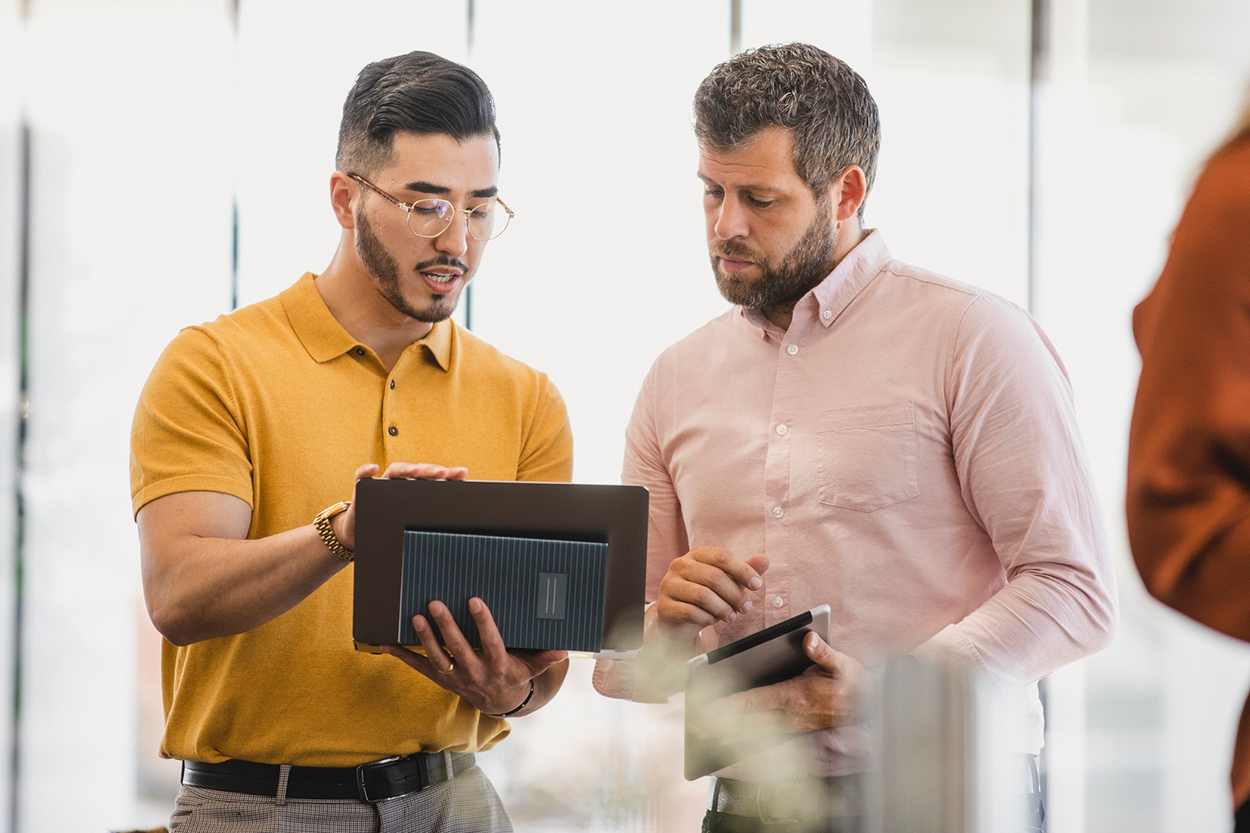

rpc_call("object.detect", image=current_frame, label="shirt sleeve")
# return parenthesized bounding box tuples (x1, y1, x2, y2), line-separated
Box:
(130, 326, 255, 517)
(515, 373, 574, 484)
(592, 360, 689, 702)
(1127, 141, 1250, 642)
(914, 295, 1118, 692)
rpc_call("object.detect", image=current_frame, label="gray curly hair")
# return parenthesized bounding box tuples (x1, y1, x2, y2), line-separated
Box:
(694, 43, 880, 219)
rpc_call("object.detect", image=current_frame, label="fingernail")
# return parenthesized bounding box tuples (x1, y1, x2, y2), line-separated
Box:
(741, 601, 752, 613)
(749, 577, 762, 590)
(728, 611, 737, 622)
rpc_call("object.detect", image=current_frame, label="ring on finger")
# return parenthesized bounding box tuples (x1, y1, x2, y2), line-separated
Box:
(439, 658, 456, 675)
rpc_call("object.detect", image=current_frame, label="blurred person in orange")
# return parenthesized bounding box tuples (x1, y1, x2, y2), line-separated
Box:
(1127, 101, 1250, 833)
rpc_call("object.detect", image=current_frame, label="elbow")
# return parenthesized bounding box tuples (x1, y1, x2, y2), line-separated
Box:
(1083, 572, 1121, 654)
(143, 588, 206, 647)
(146, 606, 194, 647)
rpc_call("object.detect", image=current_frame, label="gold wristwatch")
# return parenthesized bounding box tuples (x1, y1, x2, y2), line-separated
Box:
(314, 501, 354, 562)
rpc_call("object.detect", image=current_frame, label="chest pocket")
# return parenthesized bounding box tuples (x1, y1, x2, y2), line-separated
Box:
(817, 401, 920, 513)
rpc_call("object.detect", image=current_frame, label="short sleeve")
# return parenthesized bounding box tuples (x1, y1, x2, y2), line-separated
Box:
(130, 326, 255, 517)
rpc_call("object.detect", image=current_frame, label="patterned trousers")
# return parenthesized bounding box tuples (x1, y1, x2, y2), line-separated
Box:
(168, 764, 512, 833)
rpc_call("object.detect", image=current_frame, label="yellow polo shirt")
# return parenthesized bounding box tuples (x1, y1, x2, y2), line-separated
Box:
(130, 273, 573, 766)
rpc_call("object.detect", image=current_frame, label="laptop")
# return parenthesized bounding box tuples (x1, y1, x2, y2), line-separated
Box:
(351, 478, 649, 659)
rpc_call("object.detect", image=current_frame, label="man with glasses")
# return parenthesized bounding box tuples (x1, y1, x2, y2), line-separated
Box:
(130, 51, 570, 832)
(594, 43, 1117, 832)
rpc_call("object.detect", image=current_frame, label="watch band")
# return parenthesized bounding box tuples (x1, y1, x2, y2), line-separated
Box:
(314, 501, 354, 562)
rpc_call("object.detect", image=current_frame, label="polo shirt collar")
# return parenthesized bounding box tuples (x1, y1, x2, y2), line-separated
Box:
(413, 317, 453, 371)
(280, 272, 453, 371)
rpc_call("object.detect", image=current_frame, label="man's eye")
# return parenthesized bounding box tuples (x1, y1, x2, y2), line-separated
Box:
(747, 196, 774, 208)
(703, 188, 724, 199)
(413, 201, 450, 219)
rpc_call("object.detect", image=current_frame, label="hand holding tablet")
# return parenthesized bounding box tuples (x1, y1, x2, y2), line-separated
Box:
(684, 605, 832, 779)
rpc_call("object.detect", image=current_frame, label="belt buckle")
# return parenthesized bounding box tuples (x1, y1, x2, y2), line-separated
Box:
(354, 755, 414, 802)
(756, 782, 801, 826)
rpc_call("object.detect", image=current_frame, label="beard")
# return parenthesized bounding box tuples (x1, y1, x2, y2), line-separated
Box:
(356, 209, 464, 323)
(711, 196, 836, 314)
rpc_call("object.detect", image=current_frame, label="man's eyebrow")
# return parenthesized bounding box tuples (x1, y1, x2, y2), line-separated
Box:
(402, 181, 499, 200)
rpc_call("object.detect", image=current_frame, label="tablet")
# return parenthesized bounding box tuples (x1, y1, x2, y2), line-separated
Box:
(684, 605, 831, 780)
(351, 478, 649, 659)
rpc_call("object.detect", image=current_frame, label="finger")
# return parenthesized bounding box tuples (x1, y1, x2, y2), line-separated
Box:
(380, 461, 440, 480)
(411, 614, 456, 673)
(663, 561, 753, 620)
(690, 546, 766, 593)
(426, 601, 481, 674)
(380, 644, 431, 673)
(354, 463, 381, 481)
(379, 462, 468, 481)
(656, 576, 735, 627)
(745, 553, 770, 577)
(467, 597, 509, 664)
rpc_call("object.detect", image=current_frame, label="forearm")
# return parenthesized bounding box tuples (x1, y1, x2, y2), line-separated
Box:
(915, 565, 1117, 692)
(141, 505, 346, 646)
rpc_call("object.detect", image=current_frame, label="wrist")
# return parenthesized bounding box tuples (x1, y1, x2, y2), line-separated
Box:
(313, 501, 354, 562)
(486, 678, 535, 718)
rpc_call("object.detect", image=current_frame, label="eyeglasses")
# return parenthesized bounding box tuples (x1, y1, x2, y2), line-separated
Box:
(347, 173, 514, 241)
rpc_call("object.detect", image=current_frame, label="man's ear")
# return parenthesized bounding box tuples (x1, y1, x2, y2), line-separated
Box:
(831, 165, 867, 223)
(330, 171, 357, 230)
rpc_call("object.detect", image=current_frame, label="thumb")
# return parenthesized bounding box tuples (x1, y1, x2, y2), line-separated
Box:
(804, 631, 838, 672)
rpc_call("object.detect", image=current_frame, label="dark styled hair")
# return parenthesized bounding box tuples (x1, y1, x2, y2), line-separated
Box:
(336, 51, 499, 176)
(694, 43, 880, 218)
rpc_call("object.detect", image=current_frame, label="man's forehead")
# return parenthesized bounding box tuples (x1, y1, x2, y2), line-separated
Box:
(698, 128, 802, 185)
(383, 131, 500, 192)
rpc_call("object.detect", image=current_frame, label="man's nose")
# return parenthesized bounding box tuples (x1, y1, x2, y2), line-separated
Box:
(434, 214, 471, 258)
(712, 198, 749, 240)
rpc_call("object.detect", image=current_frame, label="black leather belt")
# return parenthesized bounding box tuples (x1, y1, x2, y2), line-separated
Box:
(182, 751, 476, 802)
(709, 774, 860, 826)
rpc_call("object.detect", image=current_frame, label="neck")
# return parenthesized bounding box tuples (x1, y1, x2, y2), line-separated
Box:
(317, 245, 434, 372)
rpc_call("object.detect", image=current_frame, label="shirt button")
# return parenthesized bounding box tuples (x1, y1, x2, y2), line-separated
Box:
(776, 424, 788, 436)
(772, 506, 784, 519)
(388, 426, 398, 436)
(355, 347, 366, 356)
(389, 380, 395, 390)
(821, 309, 832, 321)
(787, 345, 799, 355)
(772, 596, 784, 609)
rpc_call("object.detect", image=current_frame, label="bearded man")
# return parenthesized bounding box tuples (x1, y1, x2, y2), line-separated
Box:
(593, 43, 1116, 833)
(131, 51, 571, 833)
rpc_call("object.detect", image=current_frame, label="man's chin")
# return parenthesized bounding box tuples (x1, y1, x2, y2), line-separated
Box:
(714, 271, 762, 308)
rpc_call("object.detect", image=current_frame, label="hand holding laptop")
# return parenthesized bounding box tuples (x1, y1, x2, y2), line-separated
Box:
(381, 596, 568, 718)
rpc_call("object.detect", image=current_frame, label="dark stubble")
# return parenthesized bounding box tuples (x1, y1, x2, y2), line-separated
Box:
(710, 196, 836, 315)
(356, 209, 464, 323)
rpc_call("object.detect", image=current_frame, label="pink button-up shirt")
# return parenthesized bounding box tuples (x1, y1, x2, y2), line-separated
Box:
(594, 231, 1116, 773)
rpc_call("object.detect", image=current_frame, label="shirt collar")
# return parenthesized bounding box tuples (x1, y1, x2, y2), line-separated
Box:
(280, 272, 453, 371)
(740, 229, 892, 337)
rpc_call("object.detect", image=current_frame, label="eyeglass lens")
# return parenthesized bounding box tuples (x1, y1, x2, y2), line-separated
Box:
(407, 200, 508, 241)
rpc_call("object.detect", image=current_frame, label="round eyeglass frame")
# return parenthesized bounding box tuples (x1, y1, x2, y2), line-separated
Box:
(347, 173, 514, 241)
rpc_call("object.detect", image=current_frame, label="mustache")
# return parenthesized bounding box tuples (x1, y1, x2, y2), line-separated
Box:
(711, 240, 761, 263)
(413, 255, 468, 275)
